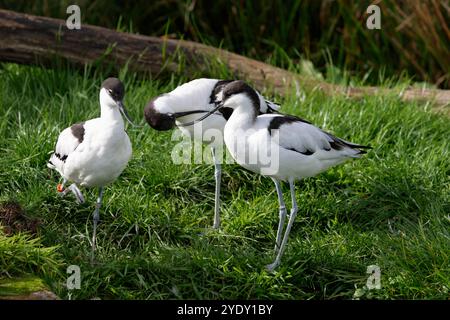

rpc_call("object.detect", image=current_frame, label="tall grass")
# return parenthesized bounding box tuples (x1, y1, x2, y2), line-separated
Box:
(0, 229, 61, 278)
(1, 0, 448, 88)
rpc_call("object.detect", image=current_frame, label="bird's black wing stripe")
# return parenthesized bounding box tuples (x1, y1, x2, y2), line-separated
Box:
(337, 138, 372, 149)
(327, 134, 372, 151)
(287, 147, 315, 156)
(71, 122, 85, 143)
(268, 114, 370, 155)
(209, 80, 234, 104)
(264, 100, 280, 114)
(209, 80, 238, 120)
(55, 152, 68, 162)
(329, 140, 344, 151)
(268, 115, 315, 156)
(267, 114, 311, 135)
(259, 105, 279, 115)
(53, 122, 85, 163)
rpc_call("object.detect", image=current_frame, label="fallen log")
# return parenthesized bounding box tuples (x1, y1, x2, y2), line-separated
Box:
(0, 9, 449, 110)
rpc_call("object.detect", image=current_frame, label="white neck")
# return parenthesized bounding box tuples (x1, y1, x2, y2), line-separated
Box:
(223, 99, 258, 162)
(226, 100, 257, 130)
(99, 89, 124, 126)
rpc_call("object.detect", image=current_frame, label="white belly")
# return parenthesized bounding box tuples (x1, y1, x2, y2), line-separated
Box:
(63, 128, 132, 187)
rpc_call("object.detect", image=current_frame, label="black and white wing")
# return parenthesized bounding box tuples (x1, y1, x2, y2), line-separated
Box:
(47, 122, 85, 173)
(263, 99, 281, 113)
(266, 114, 370, 160)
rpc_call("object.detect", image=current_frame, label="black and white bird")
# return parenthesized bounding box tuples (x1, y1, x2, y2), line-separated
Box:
(182, 80, 371, 271)
(144, 78, 279, 229)
(47, 77, 134, 260)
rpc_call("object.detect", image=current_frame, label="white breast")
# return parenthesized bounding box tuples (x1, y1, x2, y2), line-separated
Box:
(63, 119, 132, 187)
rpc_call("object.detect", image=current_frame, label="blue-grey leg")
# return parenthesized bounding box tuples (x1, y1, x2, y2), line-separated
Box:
(266, 178, 298, 272)
(211, 147, 221, 229)
(272, 178, 287, 253)
(91, 187, 104, 263)
(61, 183, 85, 204)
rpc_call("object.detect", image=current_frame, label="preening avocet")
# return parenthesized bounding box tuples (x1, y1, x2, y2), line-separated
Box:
(182, 80, 371, 271)
(144, 78, 279, 229)
(47, 77, 134, 261)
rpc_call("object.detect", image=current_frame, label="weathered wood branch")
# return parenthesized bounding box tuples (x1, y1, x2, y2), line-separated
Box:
(0, 9, 449, 110)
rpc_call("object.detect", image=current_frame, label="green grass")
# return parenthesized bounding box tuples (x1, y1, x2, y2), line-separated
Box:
(0, 228, 61, 278)
(0, 276, 50, 296)
(0, 63, 449, 299)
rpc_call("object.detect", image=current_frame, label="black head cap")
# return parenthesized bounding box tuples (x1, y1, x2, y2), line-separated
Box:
(222, 80, 260, 110)
(144, 97, 176, 131)
(102, 77, 125, 101)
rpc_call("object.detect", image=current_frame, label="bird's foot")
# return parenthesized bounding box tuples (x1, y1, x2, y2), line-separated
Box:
(58, 184, 85, 204)
(198, 225, 222, 237)
(265, 260, 280, 273)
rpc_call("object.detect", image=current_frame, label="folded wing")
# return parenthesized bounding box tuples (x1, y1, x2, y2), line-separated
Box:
(47, 122, 85, 172)
(267, 115, 370, 160)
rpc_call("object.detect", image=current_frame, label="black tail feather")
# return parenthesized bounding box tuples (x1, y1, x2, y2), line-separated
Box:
(337, 138, 372, 150)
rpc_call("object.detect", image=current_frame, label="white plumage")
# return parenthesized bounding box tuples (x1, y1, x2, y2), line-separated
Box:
(48, 117, 131, 187)
(225, 113, 364, 181)
(144, 78, 280, 228)
(48, 77, 133, 260)
(145, 78, 279, 145)
(188, 80, 370, 271)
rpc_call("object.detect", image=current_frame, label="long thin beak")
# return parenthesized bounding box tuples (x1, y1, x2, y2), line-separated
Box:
(171, 110, 211, 118)
(117, 101, 138, 127)
(178, 103, 223, 127)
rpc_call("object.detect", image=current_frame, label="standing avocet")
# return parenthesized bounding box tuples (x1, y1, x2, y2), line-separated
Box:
(182, 80, 371, 271)
(47, 77, 134, 261)
(144, 78, 279, 229)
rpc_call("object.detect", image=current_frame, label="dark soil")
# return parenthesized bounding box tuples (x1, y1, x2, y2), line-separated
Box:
(0, 201, 40, 236)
